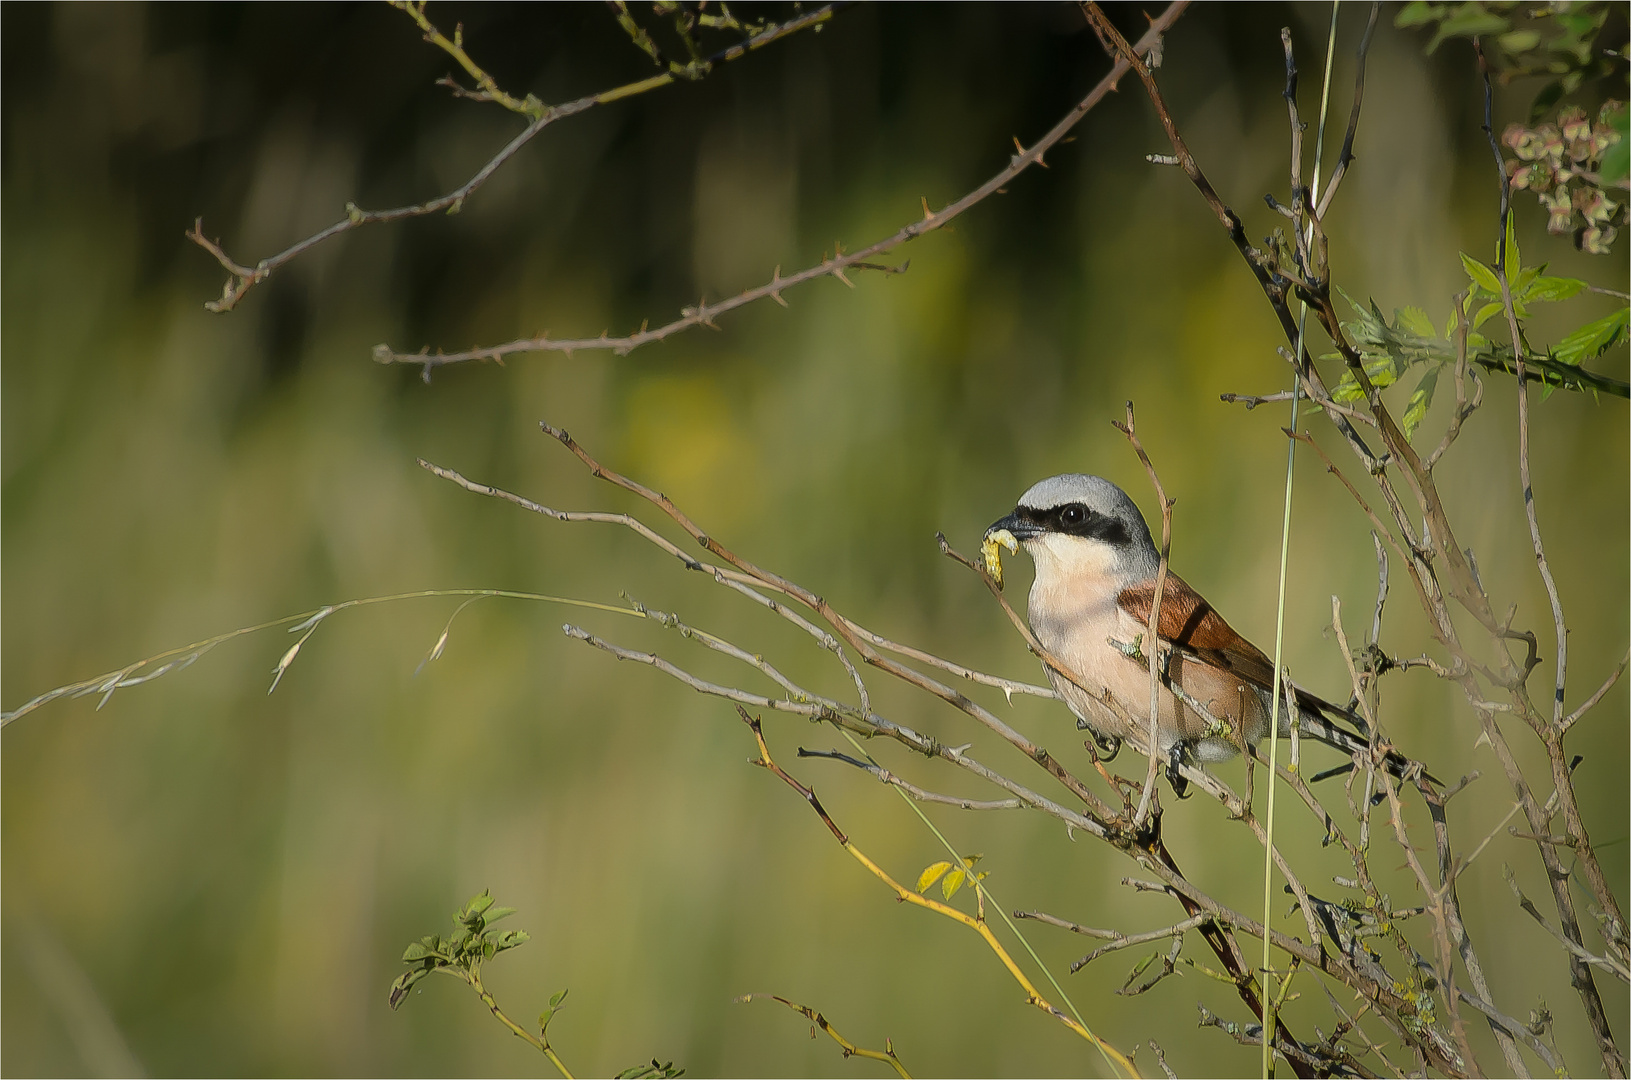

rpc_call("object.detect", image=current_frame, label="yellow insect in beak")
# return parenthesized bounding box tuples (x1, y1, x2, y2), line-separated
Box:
(982, 528, 1019, 590)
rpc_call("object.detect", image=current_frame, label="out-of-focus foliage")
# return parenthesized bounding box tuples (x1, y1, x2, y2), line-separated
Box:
(3, 4, 1626, 1078)
(1331, 215, 1626, 429)
(1397, 0, 1629, 253)
(1397, 0, 1619, 100)
(1505, 100, 1626, 251)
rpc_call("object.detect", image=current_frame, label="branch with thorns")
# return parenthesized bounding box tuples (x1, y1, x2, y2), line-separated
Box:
(1079, 0, 1625, 1073)
(187, 2, 841, 313)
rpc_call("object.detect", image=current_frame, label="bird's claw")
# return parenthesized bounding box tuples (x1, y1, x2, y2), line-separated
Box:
(1165, 744, 1192, 799)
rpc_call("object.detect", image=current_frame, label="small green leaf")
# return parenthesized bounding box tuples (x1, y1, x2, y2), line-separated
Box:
(1522, 276, 1587, 304)
(1461, 253, 1502, 297)
(389, 968, 429, 1010)
(1503, 212, 1522, 277)
(402, 942, 433, 962)
(941, 868, 966, 900)
(1402, 366, 1441, 440)
(1396, 306, 1436, 338)
(491, 929, 530, 953)
(1394, 1, 1446, 28)
(1496, 28, 1541, 53)
(1426, 3, 1510, 53)
(917, 861, 952, 893)
(466, 890, 495, 916)
(1472, 301, 1507, 329)
(540, 989, 569, 1034)
(486, 906, 517, 924)
(1553, 308, 1630, 365)
(1443, 309, 1462, 340)
(1511, 264, 1541, 298)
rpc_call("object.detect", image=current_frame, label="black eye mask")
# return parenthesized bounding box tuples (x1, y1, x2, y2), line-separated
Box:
(1014, 502, 1131, 545)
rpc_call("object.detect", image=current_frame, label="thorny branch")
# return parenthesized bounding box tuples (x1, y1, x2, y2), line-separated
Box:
(368, 2, 1190, 376)
(1087, 3, 1625, 1074)
(188, 3, 841, 312)
(417, 415, 1489, 1077)
(30, 5, 1622, 1074)
(1476, 40, 1625, 1079)
(1077, 5, 1628, 1077)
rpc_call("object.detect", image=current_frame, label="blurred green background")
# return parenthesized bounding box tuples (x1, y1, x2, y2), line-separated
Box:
(4, 3, 1626, 1076)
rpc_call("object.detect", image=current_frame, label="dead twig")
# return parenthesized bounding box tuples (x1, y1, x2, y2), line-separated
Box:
(736, 993, 910, 1078)
(189, 4, 842, 312)
(1111, 402, 1175, 828)
(371, 3, 1189, 374)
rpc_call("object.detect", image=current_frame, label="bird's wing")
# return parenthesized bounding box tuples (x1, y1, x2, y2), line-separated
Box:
(1116, 573, 1278, 691)
(1117, 573, 1367, 728)
(1118, 574, 1434, 780)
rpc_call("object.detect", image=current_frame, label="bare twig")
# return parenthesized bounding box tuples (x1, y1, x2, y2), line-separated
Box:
(1220, 390, 1297, 410)
(607, 1, 666, 68)
(1069, 914, 1212, 972)
(416, 424, 1462, 1076)
(371, 3, 1189, 373)
(1314, 3, 1382, 220)
(734, 707, 1140, 1076)
(1562, 650, 1628, 733)
(1146, 1040, 1177, 1080)
(1454, 988, 1566, 1075)
(798, 749, 1024, 812)
(1425, 293, 1485, 473)
(189, 4, 842, 312)
(1503, 867, 1631, 982)
(1477, 44, 1625, 1075)
(737, 993, 911, 1078)
(1111, 403, 1174, 827)
(393, 1, 546, 117)
(1196, 1004, 1354, 1077)
(1012, 910, 1123, 940)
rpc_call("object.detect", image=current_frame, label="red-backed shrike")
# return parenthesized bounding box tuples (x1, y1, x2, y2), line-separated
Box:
(986, 473, 1405, 791)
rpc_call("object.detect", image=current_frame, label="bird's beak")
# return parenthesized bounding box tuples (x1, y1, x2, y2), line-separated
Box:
(984, 511, 1040, 543)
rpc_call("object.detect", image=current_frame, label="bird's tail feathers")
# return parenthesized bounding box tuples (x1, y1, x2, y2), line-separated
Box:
(1290, 704, 1433, 784)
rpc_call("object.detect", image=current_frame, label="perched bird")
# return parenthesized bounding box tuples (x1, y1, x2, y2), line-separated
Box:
(984, 473, 1408, 791)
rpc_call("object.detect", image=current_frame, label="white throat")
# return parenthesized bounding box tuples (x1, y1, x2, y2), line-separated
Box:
(1024, 533, 1133, 625)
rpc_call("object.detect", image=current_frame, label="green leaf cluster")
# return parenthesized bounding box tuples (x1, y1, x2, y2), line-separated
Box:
(388, 889, 532, 1010)
(1395, 2, 1615, 105)
(1330, 222, 1625, 435)
(1395, 2, 1625, 254)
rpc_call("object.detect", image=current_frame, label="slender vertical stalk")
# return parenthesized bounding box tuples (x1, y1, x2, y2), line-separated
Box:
(1263, 6, 1340, 1076)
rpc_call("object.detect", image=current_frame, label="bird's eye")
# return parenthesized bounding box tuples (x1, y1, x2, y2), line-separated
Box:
(1060, 505, 1086, 526)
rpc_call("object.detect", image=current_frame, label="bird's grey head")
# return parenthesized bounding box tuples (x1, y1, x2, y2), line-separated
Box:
(985, 474, 1159, 583)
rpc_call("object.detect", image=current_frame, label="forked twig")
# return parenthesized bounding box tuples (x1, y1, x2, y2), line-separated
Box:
(189, 4, 842, 312)
(370, 3, 1189, 373)
(736, 993, 911, 1078)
